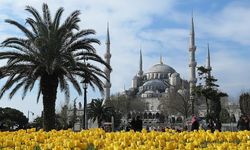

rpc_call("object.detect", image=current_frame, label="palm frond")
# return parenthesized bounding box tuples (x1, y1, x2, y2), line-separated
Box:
(42, 3, 52, 26)
(8, 81, 25, 99)
(53, 7, 64, 29)
(5, 19, 35, 40)
(25, 5, 43, 22)
(26, 18, 39, 36)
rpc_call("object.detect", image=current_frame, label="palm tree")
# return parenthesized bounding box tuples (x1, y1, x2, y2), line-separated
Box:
(87, 99, 114, 127)
(0, 3, 111, 131)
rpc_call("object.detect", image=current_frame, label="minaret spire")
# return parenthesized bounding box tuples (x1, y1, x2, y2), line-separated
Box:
(189, 14, 197, 114)
(206, 43, 212, 77)
(190, 14, 195, 48)
(138, 48, 143, 76)
(104, 22, 111, 102)
(106, 22, 110, 45)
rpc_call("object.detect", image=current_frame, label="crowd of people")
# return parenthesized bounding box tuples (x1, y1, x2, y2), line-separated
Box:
(128, 116, 143, 132)
(191, 116, 222, 132)
(120, 114, 250, 133)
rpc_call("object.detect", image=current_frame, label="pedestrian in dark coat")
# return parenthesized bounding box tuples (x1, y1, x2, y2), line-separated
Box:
(130, 117, 136, 131)
(191, 116, 199, 131)
(237, 116, 245, 131)
(207, 119, 215, 133)
(135, 116, 143, 132)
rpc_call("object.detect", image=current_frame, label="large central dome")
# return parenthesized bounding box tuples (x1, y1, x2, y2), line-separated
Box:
(147, 63, 176, 74)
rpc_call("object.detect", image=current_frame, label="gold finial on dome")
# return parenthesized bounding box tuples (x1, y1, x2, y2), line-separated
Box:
(160, 54, 163, 64)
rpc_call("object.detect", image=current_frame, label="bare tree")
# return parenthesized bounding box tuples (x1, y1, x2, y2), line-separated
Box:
(159, 88, 191, 118)
(239, 92, 250, 117)
(106, 94, 145, 116)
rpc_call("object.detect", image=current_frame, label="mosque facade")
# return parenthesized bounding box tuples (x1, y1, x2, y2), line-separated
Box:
(127, 54, 191, 125)
(103, 17, 212, 126)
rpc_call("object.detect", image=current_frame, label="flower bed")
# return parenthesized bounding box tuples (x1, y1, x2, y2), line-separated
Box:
(0, 128, 250, 149)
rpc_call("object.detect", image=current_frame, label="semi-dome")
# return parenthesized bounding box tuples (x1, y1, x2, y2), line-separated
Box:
(147, 63, 176, 74)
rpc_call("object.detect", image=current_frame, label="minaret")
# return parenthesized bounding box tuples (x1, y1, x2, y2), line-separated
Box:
(138, 49, 143, 76)
(206, 43, 212, 77)
(104, 23, 111, 102)
(189, 15, 197, 114)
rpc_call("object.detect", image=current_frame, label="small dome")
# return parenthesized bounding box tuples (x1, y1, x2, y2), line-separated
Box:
(143, 79, 166, 87)
(171, 72, 180, 77)
(165, 87, 169, 93)
(147, 63, 175, 74)
(142, 79, 168, 93)
(177, 89, 188, 96)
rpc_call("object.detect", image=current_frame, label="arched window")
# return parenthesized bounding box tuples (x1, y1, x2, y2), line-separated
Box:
(144, 112, 148, 119)
(148, 113, 153, 119)
(156, 112, 160, 119)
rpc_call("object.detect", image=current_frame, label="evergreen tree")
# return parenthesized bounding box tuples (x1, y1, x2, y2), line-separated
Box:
(196, 66, 227, 121)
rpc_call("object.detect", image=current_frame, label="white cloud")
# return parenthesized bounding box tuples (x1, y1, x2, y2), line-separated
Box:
(212, 48, 250, 95)
(197, 2, 250, 45)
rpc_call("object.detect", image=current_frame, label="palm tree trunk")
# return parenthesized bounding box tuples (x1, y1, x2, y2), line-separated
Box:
(41, 74, 58, 131)
(83, 87, 88, 129)
(98, 118, 102, 128)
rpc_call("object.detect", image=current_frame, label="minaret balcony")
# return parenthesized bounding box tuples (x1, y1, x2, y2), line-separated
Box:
(104, 82, 111, 88)
(104, 68, 111, 73)
(189, 46, 196, 51)
(189, 78, 197, 83)
(104, 53, 111, 59)
(189, 61, 197, 67)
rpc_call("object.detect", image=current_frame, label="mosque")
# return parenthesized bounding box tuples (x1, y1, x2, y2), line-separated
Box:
(69, 17, 240, 130)
(102, 17, 212, 126)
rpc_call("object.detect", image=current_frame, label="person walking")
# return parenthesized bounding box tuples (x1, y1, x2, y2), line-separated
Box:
(237, 116, 245, 131)
(130, 117, 136, 131)
(191, 116, 199, 131)
(135, 116, 143, 132)
(215, 118, 222, 132)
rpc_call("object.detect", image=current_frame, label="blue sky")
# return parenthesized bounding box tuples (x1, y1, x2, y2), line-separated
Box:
(0, 0, 250, 120)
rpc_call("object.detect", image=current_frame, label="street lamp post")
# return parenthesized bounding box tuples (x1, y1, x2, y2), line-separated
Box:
(28, 111, 34, 122)
(83, 82, 88, 129)
(190, 93, 195, 115)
